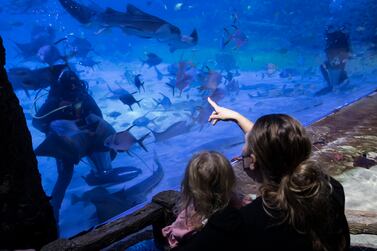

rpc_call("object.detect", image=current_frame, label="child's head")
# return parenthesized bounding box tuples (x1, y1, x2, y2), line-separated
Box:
(180, 151, 235, 219)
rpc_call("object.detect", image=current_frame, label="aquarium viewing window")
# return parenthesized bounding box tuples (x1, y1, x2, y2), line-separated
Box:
(0, 0, 376, 237)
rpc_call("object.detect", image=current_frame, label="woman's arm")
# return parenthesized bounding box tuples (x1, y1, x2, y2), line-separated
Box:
(207, 97, 253, 134)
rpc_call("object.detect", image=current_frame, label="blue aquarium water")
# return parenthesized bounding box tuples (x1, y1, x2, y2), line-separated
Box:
(1, 0, 376, 237)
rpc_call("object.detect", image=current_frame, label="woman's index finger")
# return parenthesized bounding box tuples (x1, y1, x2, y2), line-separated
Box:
(207, 97, 219, 111)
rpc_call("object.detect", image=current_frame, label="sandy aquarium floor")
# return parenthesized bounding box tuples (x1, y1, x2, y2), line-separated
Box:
(15, 57, 377, 237)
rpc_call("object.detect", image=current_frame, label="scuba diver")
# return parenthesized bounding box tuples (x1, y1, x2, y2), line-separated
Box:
(32, 69, 116, 222)
(317, 26, 351, 95)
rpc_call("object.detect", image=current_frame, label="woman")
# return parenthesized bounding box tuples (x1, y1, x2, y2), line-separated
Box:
(174, 97, 350, 251)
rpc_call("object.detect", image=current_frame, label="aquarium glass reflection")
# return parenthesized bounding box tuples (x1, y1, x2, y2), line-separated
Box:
(1, 0, 376, 237)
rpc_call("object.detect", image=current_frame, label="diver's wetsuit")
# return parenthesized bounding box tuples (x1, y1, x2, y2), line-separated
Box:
(320, 29, 351, 90)
(33, 92, 103, 132)
(32, 74, 110, 223)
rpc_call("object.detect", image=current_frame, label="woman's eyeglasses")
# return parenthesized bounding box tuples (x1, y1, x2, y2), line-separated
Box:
(232, 154, 255, 170)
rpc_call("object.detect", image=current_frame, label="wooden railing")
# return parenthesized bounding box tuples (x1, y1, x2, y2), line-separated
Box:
(41, 190, 377, 250)
(41, 191, 177, 250)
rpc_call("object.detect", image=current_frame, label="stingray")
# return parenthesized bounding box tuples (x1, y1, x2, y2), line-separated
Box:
(34, 115, 142, 185)
(34, 115, 116, 162)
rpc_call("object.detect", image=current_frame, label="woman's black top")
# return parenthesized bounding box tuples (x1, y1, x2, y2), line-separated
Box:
(173, 177, 350, 251)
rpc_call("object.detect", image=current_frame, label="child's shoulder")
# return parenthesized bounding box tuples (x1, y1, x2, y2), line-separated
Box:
(207, 206, 243, 232)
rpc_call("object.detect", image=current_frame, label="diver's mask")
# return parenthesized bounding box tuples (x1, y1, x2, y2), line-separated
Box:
(54, 69, 86, 100)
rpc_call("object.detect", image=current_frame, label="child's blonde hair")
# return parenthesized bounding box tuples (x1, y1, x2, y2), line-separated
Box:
(179, 151, 235, 227)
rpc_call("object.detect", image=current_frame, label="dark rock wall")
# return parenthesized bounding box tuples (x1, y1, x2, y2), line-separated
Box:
(0, 37, 57, 249)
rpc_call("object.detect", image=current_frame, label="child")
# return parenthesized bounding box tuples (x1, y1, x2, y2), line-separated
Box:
(162, 151, 236, 249)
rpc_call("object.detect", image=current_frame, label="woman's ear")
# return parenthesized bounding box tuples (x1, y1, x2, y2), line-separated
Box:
(249, 154, 256, 170)
(244, 157, 263, 183)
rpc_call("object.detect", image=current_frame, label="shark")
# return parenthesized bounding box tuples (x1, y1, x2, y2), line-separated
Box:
(58, 0, 198, 52)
